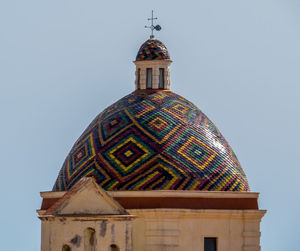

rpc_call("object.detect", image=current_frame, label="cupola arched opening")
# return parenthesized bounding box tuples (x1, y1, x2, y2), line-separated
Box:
(146, 68, 152, 89)
(159, 68, 165, 89)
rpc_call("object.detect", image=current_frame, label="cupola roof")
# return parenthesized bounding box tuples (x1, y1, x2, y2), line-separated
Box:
(136, 39, 170, 61)
(52, 33, 249, 193)
(53, 90, 249, 192)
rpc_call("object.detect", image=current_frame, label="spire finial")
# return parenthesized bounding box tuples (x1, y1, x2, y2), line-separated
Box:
(145, 10, 161, 39)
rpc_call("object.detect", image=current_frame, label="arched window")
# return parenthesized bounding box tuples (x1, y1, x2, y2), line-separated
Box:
(84, 228, 96, 251)
(110, 244, 120, 251)
(146, 68, 152, 89)
(62, 244, 71, 251)
(159, 68, 165, 89)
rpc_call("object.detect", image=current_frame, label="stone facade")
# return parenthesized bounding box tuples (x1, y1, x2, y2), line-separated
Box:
(38, 178, 265, 251)
(130, 209, 264, 251)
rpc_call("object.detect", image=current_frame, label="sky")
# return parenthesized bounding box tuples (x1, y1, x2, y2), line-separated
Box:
(0, 0, 299, 250)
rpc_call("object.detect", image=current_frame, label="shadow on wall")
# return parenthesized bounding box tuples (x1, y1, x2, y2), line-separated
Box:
(84, 228, 96, 251)
(62, 228, 120, 251)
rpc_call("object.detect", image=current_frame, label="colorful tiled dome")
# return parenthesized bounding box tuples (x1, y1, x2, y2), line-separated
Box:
(136, 39, 170, 61)
(53, 91, 249, 192)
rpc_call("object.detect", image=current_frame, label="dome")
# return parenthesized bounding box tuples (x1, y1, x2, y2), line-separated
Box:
(136, 39, 170, 61)
(53, 91, 249, 192)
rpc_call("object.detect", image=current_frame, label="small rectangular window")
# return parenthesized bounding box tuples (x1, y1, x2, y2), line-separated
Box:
(159, 68, 164, 89)
(137, 68, 141, 89)
(146, 68, 152, 89)
(204, 237, 217, 251)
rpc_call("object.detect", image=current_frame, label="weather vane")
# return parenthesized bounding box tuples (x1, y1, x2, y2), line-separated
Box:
(145, 10, 161, 39)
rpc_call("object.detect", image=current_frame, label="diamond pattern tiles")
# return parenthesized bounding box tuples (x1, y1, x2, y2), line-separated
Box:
(53, 91, 249, 192)
(136, 39, 170, 61)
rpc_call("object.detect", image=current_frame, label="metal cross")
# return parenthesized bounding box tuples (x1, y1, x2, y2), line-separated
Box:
(145, 10, 161, 39)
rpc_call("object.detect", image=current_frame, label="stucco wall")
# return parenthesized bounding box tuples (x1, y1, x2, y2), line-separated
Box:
(129, 209, 265, 251)
(39, 188, 265, 251)
(41, 218, 132, 251)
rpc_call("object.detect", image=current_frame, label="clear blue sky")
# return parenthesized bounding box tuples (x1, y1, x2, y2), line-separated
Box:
(1, 0, 299, 250)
